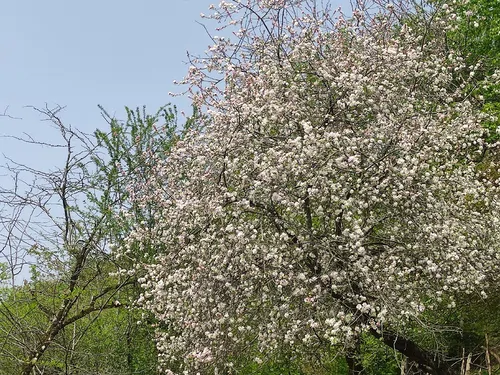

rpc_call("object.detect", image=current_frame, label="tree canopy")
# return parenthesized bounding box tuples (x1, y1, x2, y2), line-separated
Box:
(122, 1, 500, 374)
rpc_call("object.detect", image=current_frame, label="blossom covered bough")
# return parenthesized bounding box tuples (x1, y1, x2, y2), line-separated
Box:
(121, 0, 500, 373)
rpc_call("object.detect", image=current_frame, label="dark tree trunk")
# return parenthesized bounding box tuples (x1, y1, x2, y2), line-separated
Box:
(346, 354, 364, 375)
(371, 329, 458, 375)
(346, 337, 364, 375)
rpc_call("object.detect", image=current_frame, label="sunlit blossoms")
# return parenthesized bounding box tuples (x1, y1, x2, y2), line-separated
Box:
(125, 0, 500, 373)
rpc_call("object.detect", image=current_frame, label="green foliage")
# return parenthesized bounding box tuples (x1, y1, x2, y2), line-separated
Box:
(447, 0, 500, 138)
(54, 308, 157, 375)
(0, 284, 157, 375)
(0, 263, 7, 284)
(91, 104, 178, 236)
(237, 351, 349, 375)
(360, 335, 401, 375)
(442, 293, 500, 360)
(91, 104, 200, 263)
(451, 0, 500, 67)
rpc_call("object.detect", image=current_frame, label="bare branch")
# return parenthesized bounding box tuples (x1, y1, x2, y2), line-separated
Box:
(0, 106, 22, 120)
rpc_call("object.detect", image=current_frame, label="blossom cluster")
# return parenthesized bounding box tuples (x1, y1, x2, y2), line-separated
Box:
(125, 1, 500, 373)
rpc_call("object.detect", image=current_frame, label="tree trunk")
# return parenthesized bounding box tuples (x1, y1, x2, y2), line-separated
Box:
(372, 329, 458, 375)
(346, 354, 364, 375)
(346, 337, 364, 375)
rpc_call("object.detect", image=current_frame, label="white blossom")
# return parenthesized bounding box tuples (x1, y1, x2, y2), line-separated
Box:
(122, 0, 500, 373)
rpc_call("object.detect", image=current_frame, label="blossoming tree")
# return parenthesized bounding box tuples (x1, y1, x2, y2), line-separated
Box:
(125, 1, 500, 373)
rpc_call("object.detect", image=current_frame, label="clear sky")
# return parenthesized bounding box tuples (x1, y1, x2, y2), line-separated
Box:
(0, 0, 215, 140)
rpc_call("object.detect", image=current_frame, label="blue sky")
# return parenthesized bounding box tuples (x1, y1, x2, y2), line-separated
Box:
(1, 0, 215, 141)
